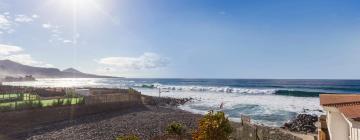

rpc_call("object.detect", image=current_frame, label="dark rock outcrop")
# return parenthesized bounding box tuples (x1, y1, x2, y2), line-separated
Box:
(142, 95, 193, 107)
(282, 114, 318, 133)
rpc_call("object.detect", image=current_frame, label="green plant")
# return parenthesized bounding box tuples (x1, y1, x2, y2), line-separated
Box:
(78, 98, 85, 104)
(65, 98, 72, 105)
(38, 100, 44, 107)
(51, 99, 64, 107)
(116, 135, 139, 140)
(192, 111, 233, 140)
(58, 99, 64, 105)
(166, 122, 186, 136)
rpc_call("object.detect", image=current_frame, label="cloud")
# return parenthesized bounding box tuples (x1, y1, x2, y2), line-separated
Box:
(42, 23, 74, 45)
(14, 15, 34, 23)
(0, 44, 23, 55)
(32, 14, 39, 19)
(42, 23, 51, 29)
(0, 13, 39, 34)
(0, 14, 11, 30)
(98, 52, 169, 70)
(63, 40, 72, 43)
(0, 44, 53, 67)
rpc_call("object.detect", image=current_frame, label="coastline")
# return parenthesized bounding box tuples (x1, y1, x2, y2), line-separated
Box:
(0, 96, 315, 140)
(0, 84, 319, 140)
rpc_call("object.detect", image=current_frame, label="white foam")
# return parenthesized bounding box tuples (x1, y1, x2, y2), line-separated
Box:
(139, 88, 323, 126)
(152, 84, 277, 95)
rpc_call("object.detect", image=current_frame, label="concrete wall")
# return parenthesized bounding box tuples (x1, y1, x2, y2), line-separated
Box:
(84, 92, 141, 105)
(231, 122, 306, 140)
(0, 91, 144, 139)
(327, 109, 349, 140)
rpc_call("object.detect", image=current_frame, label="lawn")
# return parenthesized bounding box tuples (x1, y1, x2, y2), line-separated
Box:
(0, 93, 84, 111)
(0, 93, 38, 101)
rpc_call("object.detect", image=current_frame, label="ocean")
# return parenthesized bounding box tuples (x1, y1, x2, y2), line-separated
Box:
(4, 78, 360, 126)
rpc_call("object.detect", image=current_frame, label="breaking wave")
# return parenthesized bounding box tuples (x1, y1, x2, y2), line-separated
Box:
(138, 84, 326, 97)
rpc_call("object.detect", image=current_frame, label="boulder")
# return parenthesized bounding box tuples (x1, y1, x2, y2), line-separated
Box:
(282, 114, 318, 133)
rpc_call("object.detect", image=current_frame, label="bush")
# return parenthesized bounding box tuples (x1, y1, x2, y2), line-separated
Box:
(166, 122, 186, 136)
(116, 135, 139, 140)
(51, 99, 64, 107)
(192, 111, 233, 140)
(77, 98, 85, 104)
(65, 98, 72, 105)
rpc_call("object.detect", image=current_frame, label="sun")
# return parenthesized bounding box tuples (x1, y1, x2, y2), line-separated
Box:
(59, 0, 99, 14)
(45, 0, 105, 17)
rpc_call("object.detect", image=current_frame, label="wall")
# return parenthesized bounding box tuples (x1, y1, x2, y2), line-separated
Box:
(231, 122, 309, 140)
(84, 92, 142, 105)
(0, 93, 143, 138)
(346, 119, 360, 140)
(327, 110, 349, 140)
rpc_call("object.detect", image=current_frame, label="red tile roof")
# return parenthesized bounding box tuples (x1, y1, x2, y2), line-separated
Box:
(320, 94, 360, 106)
(320, 94, 360, 120)
(337, 105, 360, 121)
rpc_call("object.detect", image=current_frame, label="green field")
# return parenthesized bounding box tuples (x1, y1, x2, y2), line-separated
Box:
(0, 93, 84, 111)
(0, 93, 38, 101)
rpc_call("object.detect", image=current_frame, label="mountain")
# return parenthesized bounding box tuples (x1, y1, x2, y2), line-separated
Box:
(62, 68, 83, 74)
(0, 60, 117, 78)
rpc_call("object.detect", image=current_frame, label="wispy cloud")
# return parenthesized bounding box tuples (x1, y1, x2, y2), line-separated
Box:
(0, 14, 12, 34)
(0, 44, 53, 67)
(0, 12, 39, 34)
(42, 23, 51, 29)
(0, 44, 22, 55)
(14, 15, 34, 23)
(97, 52, 169, 70)
(42, 23, 74, 44)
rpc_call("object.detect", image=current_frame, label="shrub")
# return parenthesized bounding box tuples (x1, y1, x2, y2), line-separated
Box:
(165, 122, 186, 136)
(38, 100, 44, 107)
(32, 100, 43, 108)
(51, 99, 61, 107)
(58, 99, 64, 105)
(116, 135, 139, 140)
(65, 98, 72, 105)
(77, 98, 85, 104)
(192, 111, 233, 140)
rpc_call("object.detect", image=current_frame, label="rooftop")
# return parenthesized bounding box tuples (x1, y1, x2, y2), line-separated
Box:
(337, 105, 360, 121)
(320, 94, 360, 121)
(320, 94, 360, 106)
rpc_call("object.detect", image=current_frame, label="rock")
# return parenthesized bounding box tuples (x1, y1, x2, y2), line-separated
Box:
(282, 114, 318, 133)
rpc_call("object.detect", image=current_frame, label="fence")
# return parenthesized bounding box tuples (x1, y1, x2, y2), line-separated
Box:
(84, 92, 142, 105)
(0, 86, 83, 112)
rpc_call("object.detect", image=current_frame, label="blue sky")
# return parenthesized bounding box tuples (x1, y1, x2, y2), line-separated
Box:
(0, 0, 360, 79)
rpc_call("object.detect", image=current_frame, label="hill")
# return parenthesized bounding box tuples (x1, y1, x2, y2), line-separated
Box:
(0, 60, 116, 78)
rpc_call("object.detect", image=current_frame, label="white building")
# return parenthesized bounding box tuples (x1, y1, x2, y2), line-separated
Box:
(320, 94, 360, 140)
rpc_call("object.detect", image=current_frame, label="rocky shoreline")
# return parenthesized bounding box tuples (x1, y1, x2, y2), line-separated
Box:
(282, 114, 318, 134)
(141, 95, 193, 107)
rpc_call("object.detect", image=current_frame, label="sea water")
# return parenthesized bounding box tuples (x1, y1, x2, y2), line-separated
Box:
(4, 78, 360, 126)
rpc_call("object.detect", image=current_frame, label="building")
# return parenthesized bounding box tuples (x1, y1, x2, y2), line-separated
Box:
(320, 94, 360, 140)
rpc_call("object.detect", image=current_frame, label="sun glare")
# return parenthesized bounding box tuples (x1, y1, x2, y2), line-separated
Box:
(60, 0, 97, 14)
(46, 0, 105, 17)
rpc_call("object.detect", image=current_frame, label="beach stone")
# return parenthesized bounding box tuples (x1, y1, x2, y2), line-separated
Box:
(282, 114, 318, 133)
